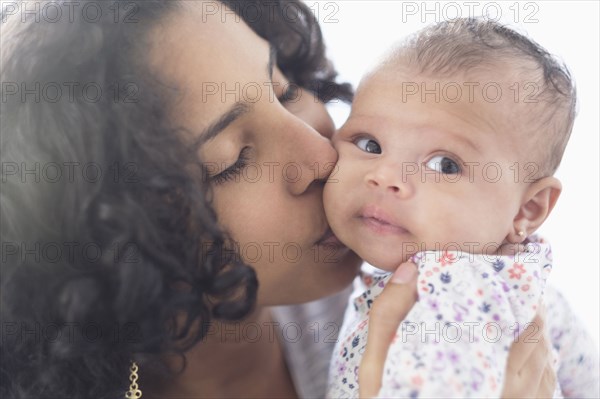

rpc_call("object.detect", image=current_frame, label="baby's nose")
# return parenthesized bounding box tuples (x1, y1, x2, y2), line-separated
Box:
(364, 161, 414, 199)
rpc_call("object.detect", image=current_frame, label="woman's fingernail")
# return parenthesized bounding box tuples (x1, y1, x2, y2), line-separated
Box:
(391, 263, 417, 284)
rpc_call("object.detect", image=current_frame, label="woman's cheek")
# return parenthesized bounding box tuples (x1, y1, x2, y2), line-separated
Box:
(213, 184, 266, 233)
(211, 180, 311, 262)
(210, 184, 262, 243)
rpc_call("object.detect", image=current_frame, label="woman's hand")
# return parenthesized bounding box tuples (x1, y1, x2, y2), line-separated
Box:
(358, 262, 419, 398)
(501, 305, 557, 398)
(497, 242, 557, 398)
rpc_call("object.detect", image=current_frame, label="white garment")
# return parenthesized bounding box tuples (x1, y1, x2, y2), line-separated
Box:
(272, 266, 599, 399)
(271, 284, 353, 399)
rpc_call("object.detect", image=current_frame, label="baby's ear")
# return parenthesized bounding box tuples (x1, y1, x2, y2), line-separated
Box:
(511, 176, 562, 239)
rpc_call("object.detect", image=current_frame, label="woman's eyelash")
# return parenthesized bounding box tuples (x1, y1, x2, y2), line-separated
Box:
(278, 85, 298, 104)
(210, 84, 296, 186)
(212, 146, 251, 185)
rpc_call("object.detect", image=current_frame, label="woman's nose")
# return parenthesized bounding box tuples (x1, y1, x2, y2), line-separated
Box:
(280, 114, 338, 196)
(364, 160, 414, 199)
(288, 87, 336, 140)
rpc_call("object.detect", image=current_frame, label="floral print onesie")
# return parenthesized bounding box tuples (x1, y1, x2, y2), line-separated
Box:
(327, 236, 599, 398)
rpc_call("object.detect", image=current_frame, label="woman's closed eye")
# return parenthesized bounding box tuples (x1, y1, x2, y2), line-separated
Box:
(210, 146, 251, 185)
(208, 82, 301, 186)
(425, 154, 461, 174)
(354, 137, 382, 154)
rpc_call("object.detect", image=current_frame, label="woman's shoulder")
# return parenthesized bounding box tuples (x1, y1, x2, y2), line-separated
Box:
(543, 283, 593, 349)
(544, 283, 581, 327)
(543, 284, 600, 399)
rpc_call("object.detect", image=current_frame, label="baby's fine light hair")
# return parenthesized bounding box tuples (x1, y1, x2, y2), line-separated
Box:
(394, 18, 576, 177)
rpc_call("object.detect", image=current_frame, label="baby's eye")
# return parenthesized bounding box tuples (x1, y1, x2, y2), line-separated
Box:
(355, 138, 382, 154)
(425, 155, 461, 174)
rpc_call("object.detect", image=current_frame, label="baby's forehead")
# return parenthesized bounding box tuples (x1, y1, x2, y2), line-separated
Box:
(361, 53, 545, 119)
(356, 19, 575, 178)
(354, 58, 543, 155)
(367, 52, 531, 88)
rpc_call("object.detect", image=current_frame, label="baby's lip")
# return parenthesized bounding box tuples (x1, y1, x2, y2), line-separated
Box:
(359, 204, 401, 225)
(358, 204, 408, 232)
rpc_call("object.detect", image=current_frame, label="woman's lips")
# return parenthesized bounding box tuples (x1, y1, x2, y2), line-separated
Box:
(358, 205, 409, 235)
(316, 228, 344, 247)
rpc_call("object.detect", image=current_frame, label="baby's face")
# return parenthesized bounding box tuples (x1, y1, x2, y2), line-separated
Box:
(324, 66, 533, 271)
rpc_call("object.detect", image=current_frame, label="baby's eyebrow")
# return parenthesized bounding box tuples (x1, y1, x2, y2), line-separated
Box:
(448, 133, 479, 152)
(422, 127, 481, 152)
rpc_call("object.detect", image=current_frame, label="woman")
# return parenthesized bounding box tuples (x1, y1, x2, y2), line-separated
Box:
(0, 1, 556, 397)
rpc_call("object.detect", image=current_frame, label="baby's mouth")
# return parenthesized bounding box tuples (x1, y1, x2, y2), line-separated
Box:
(358, 205, 409, 235)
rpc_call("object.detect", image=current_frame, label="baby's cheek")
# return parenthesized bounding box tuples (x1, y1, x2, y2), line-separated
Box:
(323, 164, 345, 221)
(438, 200, 510, 250)
(323, 159, 358, 243)
(413, 189, 481, 247)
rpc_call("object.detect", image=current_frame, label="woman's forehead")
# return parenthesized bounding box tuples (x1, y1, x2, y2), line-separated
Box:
(146, 2, 271, 132)
(147, 2, 269, 80)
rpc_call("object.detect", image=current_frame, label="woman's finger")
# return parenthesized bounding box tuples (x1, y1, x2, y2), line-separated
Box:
(517, 331, 551, 390)
(359, 262, 418, 398)
(505, 308, 546, 376)
(537, 361, 557, 399)
(502, 305, 553, 398)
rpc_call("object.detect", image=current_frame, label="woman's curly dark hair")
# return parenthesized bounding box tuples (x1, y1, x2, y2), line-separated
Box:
(221, 0, 353, 103)
(0, 1, 351, 398)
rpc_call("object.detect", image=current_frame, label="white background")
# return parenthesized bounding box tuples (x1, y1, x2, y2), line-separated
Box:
(309, 0, 600, 347)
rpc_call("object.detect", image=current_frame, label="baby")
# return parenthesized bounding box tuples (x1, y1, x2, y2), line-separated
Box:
(324, 19, 598, 398)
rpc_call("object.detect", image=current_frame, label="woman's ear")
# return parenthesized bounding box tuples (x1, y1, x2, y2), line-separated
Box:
(510, 176, 562, 241)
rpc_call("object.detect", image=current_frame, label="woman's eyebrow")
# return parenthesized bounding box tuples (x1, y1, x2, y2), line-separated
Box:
(198, 44, 275, 146)
(199, 102, 251, 145)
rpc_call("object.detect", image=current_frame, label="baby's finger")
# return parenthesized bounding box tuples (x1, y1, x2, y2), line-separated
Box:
(359, 262, 418, 398)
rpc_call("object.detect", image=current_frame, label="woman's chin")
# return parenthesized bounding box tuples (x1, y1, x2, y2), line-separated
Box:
(254, 250, 359, 306)
(309, 249, 361, 301)
(322, 249, 362, 291)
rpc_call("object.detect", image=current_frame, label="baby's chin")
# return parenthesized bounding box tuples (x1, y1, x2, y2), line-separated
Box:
(359, 251, 413, 273)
